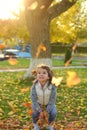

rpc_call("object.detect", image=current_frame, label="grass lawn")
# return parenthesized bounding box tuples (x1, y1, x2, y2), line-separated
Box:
(0, 58, 30, 69)
(0, 68, 87, 129)
(0, 57, 87, 69)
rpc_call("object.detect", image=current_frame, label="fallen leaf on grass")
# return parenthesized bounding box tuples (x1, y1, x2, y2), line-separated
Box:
(22, 102, 32, 108)
(8, 111, 15, 115)
(20, 87, 29, 93)
(23, 129, 29, 130)
(7, 101, 16, 113)
(1, 118, 21, 129)
(0, 120, 3, 127)
(0, 108, 3, 113)
(28, 109, 34, 115)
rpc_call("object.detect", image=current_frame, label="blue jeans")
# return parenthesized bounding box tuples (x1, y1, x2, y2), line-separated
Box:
(32, 105, 57, 123)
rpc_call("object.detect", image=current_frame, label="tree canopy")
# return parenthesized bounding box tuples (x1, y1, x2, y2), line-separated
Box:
(0, 0, 87, 46)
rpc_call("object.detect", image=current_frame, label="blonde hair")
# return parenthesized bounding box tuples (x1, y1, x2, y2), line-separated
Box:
(32, 64, 53, 83)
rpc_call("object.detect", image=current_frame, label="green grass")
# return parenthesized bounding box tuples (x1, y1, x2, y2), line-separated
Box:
(0, 58, 30, 69)
(0, 57, 87, 69)
(52, 58, 87, 66)
(0, 68, 87, 125)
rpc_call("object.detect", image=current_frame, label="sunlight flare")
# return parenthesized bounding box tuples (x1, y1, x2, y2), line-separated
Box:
(0, 0, 23, 19)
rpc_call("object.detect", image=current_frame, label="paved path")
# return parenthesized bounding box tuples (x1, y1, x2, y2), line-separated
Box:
(0, 66, 86, 72)
(0, 68, 28, 72)
(53, 66, 87, 69)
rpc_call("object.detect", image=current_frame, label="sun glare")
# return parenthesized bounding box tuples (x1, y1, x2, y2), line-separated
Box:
(0, 0, 23, 19)
(82, 1, 87, 12)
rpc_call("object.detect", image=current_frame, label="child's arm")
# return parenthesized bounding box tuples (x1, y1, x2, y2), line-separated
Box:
(30, 85, 42, 112)
(46, 85, 56, 113)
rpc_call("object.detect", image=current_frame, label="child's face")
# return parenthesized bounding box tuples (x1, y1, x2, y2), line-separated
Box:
(36, 68, 49, 84)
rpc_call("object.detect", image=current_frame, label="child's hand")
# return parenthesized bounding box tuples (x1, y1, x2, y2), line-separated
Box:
(38, 111, 49, 128)
(39, 112, 44, 118)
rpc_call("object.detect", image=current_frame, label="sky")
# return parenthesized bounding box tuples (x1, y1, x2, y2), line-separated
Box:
(0, 0, 23, 19)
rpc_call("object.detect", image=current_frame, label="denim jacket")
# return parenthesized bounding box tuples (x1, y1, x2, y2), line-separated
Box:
(30, 81, 56, 113)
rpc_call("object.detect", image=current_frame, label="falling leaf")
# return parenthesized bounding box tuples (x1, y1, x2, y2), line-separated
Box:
(66, 71, 81, 87)
(36, 43, 46, 57)
(72, 44, 77, 51)
(0, 43, 6, 50)
(52, 77, 63, 86)
(20, 87, 29, 93)
(40, 44, 46, 51)
(65, 58, 72, 67)
(8, 58, 18, 65)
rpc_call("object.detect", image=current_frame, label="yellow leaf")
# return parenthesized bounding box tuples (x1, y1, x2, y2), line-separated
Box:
(0, 108, 3, 113)
(72, 44, 77, 51)
(0, 113, 3, 116)
(7, 101, 16, 112)
(36, 43, 46, 57)
(20, 87, 29, 93)
(8, 111, 14, 115)
(66, 71, 80, 87)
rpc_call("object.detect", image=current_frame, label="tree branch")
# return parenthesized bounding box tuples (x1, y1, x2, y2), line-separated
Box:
(48, 0, 77, 20)
(24, 0, 54, 18)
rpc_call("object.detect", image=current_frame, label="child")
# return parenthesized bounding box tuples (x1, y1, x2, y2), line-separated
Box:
(30, 64, 57, 130)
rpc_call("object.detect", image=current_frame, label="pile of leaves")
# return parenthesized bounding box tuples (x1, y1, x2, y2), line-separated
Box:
(0, 118, 87, 130)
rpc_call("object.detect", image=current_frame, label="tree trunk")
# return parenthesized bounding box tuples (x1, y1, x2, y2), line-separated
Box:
(28, 14, 51, 58)
(24, 0, 76, 78)
(24, 5, 52, 78)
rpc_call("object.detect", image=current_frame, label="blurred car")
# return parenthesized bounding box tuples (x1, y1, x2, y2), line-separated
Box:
(0, 49, 18, 61)
(4, 52, 18, 59)
(0, 49, 31, 60)
(15, 51, 31, 58)
(0, 54, 5, 61)
(0, 52, 18, 61)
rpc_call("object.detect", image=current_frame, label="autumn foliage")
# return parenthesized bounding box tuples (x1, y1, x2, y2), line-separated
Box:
(0, 64, 86, 129)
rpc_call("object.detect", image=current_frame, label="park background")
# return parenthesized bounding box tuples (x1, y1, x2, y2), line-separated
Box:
(0, 0, 87, 129)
